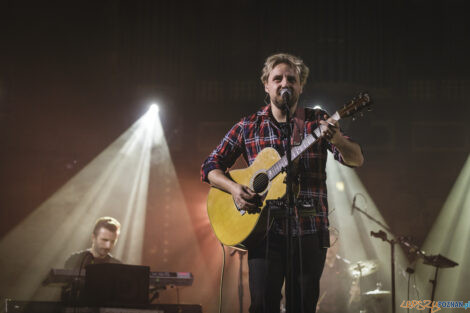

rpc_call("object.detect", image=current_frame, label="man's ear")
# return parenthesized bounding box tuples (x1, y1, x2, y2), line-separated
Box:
(264, 83, 269, 93)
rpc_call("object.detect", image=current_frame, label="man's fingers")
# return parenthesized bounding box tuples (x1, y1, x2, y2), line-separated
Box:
(244, 201, 258, 210)
(319, 120, 338, 141)
(242, 185, 256, 196)
(241, 193, 256, 202)
(236, 198, 257, 210)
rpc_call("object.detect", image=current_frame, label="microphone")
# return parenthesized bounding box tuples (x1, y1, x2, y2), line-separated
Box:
(351, 194, 357, 215)
(280, 88, 291, 103)
(280, 88, 292, 114)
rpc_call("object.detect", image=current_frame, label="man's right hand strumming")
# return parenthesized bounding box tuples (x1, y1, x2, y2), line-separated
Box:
(231, 184, 261, 213)
(208, 169, 261, 213)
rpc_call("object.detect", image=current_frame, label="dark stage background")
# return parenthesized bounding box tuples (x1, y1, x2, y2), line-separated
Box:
(1, 0, 469, 311)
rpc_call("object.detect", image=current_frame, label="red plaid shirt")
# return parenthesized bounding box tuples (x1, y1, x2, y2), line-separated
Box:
(201, 105, 355, 245)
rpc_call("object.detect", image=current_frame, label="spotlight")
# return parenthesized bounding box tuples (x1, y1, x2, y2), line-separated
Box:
(313, 105, 322, 110)
(149, 103, 159, 113)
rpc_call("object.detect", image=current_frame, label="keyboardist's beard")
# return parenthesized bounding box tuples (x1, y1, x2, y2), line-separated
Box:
(91, 246, 109, 258)
(97, 248, 110, 258)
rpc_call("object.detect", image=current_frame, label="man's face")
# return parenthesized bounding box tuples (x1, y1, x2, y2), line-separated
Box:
(264, 62, 303, 110)
(91, 227, 118, 258)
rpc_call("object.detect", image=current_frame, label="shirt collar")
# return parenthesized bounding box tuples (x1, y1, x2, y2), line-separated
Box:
(257, 104, 271, 114)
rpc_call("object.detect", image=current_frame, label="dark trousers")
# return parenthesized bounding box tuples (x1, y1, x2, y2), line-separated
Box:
(248, 232, 327, 313)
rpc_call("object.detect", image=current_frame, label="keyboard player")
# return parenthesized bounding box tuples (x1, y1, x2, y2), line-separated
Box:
(62, 217, 121, 303)
(64, 216, 122, 269)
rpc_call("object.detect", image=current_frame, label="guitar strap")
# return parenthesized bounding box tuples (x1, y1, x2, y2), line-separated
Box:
(291, 106, 305, 146)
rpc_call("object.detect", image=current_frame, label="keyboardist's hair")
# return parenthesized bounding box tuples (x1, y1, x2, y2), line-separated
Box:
(92, 216, 121, 236)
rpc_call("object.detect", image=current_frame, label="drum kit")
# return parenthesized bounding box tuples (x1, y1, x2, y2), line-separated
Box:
(349, 193, 458, 313)
(346, 249, 458, 313)
(346, 259, 391, 312)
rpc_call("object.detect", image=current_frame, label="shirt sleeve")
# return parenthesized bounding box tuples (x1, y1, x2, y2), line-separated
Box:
(316, 109, 362, 168)
(64, 255, 75, 269)
(200, 121, 245, 183)
(327, 131, 363, 168)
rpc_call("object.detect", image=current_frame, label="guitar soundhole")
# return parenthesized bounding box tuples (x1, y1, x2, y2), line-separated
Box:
(253, 173, 269, 193)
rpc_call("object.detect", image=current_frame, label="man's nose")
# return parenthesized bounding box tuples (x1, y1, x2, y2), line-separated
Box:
(281, 76, 290, 87)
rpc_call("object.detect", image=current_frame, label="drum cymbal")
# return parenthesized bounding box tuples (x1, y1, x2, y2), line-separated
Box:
(348, 260, 379, 277)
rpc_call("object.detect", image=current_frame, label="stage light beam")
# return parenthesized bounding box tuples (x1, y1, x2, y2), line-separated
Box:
(414, 155, 470, 300)
(0, 104, 167, 303)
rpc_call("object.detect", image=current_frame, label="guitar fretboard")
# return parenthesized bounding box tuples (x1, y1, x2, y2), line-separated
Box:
(266, 111, 340, 180)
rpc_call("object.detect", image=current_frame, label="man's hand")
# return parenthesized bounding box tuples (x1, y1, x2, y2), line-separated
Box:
(319, 114, 341, 145)
(318, 114, 364, 167)
(231, 184, 262, 213)
(207, 169, 262, 213)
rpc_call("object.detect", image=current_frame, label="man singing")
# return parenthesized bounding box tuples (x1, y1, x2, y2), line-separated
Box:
(201, 53, 363, 313)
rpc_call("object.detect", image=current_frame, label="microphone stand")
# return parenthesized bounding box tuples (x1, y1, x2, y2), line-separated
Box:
(230, 249, 247, 313)
(351, 197, 392, 233)
(351, 195, 396, 313)
(354, 197, 459, 313)
(282, 96, 295, 313)
(398, 238, 458, 313)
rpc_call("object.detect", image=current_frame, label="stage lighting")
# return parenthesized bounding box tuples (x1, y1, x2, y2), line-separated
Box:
(415, 155, 470, 300)
(149, 103, 159, 113)
(335, 181, 345, 191)
(0, 103, 168, 302)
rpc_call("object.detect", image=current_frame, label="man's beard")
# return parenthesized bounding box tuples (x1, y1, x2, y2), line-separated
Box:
(96, 248, 110, 258)
(272, 94, 298, 110)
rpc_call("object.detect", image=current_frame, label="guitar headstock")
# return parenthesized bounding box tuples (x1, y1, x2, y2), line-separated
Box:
(337, 92, 372, 120)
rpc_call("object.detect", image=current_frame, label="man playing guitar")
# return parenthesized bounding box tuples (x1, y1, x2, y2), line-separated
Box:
(201, 53, 364, 313)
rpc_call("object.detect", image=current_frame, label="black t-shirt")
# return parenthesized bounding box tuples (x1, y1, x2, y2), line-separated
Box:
(64, 250, 121, 269)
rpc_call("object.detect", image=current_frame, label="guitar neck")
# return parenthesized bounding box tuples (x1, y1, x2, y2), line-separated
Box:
(267, 111, 341, 180)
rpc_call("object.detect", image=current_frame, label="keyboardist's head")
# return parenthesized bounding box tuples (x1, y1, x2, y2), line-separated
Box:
(91, 216, 121, 258)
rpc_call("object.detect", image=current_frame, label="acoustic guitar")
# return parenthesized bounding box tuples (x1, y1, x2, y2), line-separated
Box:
(207, 92, 372, 249)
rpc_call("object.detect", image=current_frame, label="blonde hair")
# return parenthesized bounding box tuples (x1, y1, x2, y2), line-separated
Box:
(260, 53, 310, 87)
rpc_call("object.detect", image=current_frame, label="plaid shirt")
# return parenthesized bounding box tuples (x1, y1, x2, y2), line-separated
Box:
(201, 105, 355, 245)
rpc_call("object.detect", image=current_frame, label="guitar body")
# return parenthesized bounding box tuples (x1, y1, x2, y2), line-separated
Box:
(207, 147, 287, 250)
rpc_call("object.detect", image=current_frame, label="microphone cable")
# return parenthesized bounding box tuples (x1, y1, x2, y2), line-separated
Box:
(218, 242, 226, 313)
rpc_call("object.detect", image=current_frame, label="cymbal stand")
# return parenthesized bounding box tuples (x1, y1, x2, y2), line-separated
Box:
(397, 237, 458, 313)
(370, 230, 397, 313)
(429, 267, 439, 313)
